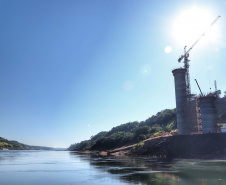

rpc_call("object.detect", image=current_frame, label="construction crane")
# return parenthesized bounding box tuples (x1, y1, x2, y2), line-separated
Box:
(178, 16, 221, 96)
(214, 80, 217, 92)
(214, 80, 221, 97)
(195, 79, 204, 96)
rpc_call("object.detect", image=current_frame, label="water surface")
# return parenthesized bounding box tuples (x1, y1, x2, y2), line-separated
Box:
(0, 150, 226, 185)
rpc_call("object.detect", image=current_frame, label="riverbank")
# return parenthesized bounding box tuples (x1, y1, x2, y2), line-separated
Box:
(130, 133, 226, 159)
(75, 133, 226, 159)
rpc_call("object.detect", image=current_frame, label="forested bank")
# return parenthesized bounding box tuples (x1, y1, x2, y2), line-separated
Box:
(68, 108, 177, 151)
(0, 137, 53, 150)
(69, 96, 226, 151)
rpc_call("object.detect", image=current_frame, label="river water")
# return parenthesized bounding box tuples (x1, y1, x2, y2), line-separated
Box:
(0, 150, 226, 185)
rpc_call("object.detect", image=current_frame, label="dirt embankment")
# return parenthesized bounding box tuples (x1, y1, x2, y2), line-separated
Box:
(131, 133, 226, 159)
(75, 133, 226, 159)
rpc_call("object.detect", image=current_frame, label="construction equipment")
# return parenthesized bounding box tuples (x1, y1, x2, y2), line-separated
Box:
(214, 80, 221, 97)
(215, 80, 217, 92)
(178, 16, 221, 95)
(195, 79, 204, 96)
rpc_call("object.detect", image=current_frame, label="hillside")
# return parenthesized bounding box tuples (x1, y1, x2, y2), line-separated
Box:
(68, 108, 177, 151)
(0, 137, 53, 150)
(69, 95, 226, 151)
(217, 95, 226, 122)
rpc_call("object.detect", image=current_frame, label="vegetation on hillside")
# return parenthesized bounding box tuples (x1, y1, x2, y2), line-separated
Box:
(69, 95, 226, 151)
(217, 95, 226, 123)
(0, 137, 53, 150)
(69, 109, 177, 151)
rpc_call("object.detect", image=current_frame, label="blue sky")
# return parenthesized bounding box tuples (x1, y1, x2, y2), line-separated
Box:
(0, 0, 225, 148)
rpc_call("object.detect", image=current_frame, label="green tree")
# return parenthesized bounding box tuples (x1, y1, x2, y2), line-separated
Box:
(138, 134, 146, 141)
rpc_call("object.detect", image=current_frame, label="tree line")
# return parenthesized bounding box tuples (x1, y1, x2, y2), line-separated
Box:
(68, 109, 177, 151)
(0, 137, 53, 150)
(69, 95, 226, 151)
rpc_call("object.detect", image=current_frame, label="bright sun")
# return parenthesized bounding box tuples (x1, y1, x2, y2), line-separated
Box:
(172, 7, 221, 48)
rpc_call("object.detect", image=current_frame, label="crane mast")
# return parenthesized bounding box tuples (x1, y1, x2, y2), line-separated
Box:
(178, 15, 221, 95)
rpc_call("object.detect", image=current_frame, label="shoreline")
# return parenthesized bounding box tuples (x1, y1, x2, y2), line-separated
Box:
(73, 133, 226, 159)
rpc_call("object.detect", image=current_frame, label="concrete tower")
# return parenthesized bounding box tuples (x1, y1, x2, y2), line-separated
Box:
(172, 68, 198, 134)
(198, 95, 217, 134)
(172, 68, 188, 134)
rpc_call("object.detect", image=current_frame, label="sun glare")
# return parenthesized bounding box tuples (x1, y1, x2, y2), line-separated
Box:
(172, 7, 220, 48)
(165, 46, 172, 54)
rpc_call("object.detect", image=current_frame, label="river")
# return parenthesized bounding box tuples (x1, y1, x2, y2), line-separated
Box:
(0, 150, 226, 185)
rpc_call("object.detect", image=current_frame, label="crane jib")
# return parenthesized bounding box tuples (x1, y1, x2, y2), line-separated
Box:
(178, 15, 221, 62)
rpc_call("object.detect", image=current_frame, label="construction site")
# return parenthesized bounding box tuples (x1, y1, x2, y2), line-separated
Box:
(172, 15, 223, 135)
(128, 16, 226, 159)
(74, 15, 226, 159)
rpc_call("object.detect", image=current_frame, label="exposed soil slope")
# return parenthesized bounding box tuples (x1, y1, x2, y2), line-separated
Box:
(131, 133, 226, 159)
